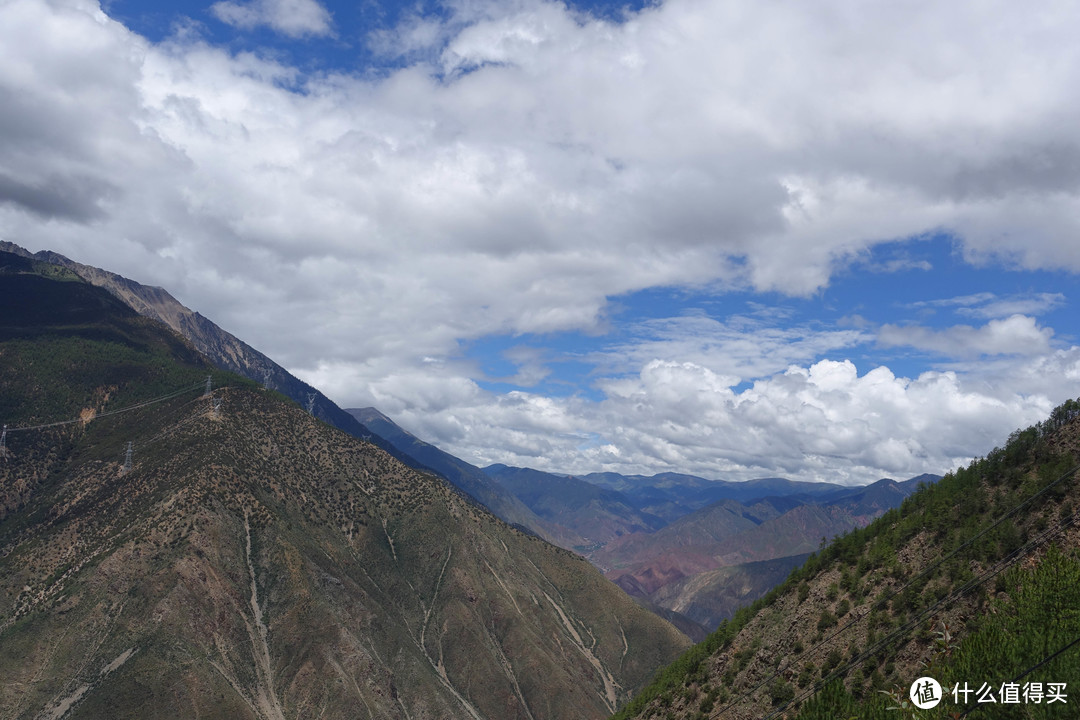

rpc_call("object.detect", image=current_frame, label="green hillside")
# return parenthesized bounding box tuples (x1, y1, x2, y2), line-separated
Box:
(614, 400, 1080, 719)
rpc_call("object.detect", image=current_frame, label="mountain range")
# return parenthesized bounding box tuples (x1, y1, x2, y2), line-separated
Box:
(9, 242, 1024, 720)
(346, 402, 937, 635)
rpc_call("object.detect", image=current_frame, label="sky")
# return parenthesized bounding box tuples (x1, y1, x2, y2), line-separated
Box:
(3, 0, 1080, 485)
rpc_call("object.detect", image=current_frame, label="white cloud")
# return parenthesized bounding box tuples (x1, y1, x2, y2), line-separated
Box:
(879, 315, 1054, 358)
(376, 353, 1075, 486)
(909, 292, 1066, 319)
(7, 0, 1080, 346)
(590, 314, 872, 383)
(4, 0, 1080, 483)
(210, 0, 333, 38)
(956, 293, 1067, 320)
(497, 345, 553, 387)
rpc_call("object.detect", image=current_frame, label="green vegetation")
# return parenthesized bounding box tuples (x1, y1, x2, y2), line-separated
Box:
(793, 545, 1080, 719)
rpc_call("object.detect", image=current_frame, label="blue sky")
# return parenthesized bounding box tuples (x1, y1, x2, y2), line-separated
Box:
(467, 235, 1077, 401)
(105, 0, 653, 75)
(3, 0, 1080, 483)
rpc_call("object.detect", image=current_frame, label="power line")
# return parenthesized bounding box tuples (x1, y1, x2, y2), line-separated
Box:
(713, 459, 1080, 720)
(763, 505, 1080, 720)
(120, 441, 133, 475)
(2, 380, 205, 433)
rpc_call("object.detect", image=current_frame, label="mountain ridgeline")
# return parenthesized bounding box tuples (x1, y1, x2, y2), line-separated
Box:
(0, 242, 600, 551)
(0, 242, 426, 483)
(0, 255, 690, 719)
(614, 399, 1080, 720)
(8, 244, 1074, 720)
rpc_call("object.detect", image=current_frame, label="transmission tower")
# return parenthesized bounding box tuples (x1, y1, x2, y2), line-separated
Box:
(0, 424, 7, 459)
(121, 441, 133, 475)
(306, 392, 316, 415)
(262, 368, 273, 390)
(212, 397, 223, 415)
(203, 375, 212, 397)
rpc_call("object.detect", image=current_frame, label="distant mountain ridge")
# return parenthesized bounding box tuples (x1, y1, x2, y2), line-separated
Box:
(355, 409, 937, 633)
(594, 477, 934, 626)
(347, 407, 583, 548)
(482, 464, 667, 547)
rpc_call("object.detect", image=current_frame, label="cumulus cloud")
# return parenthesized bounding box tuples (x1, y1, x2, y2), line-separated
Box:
(7, 0, 1080, 340)
(210, 0, 334, 37)
(380, 354, 1076, 485)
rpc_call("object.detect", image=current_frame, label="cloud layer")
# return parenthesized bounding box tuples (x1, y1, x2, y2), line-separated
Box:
(2, 0, 1080, 483)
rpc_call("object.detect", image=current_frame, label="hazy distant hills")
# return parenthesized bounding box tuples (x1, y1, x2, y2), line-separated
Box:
(594, 497, 798, 583)
(582, 472, 890, 522)
(352, 404, 936, 633)
(590, 478, 932, 627)
(482, 464, 667, 546)
(0, 254, 690, 719)
(347, 407, 584, 548)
